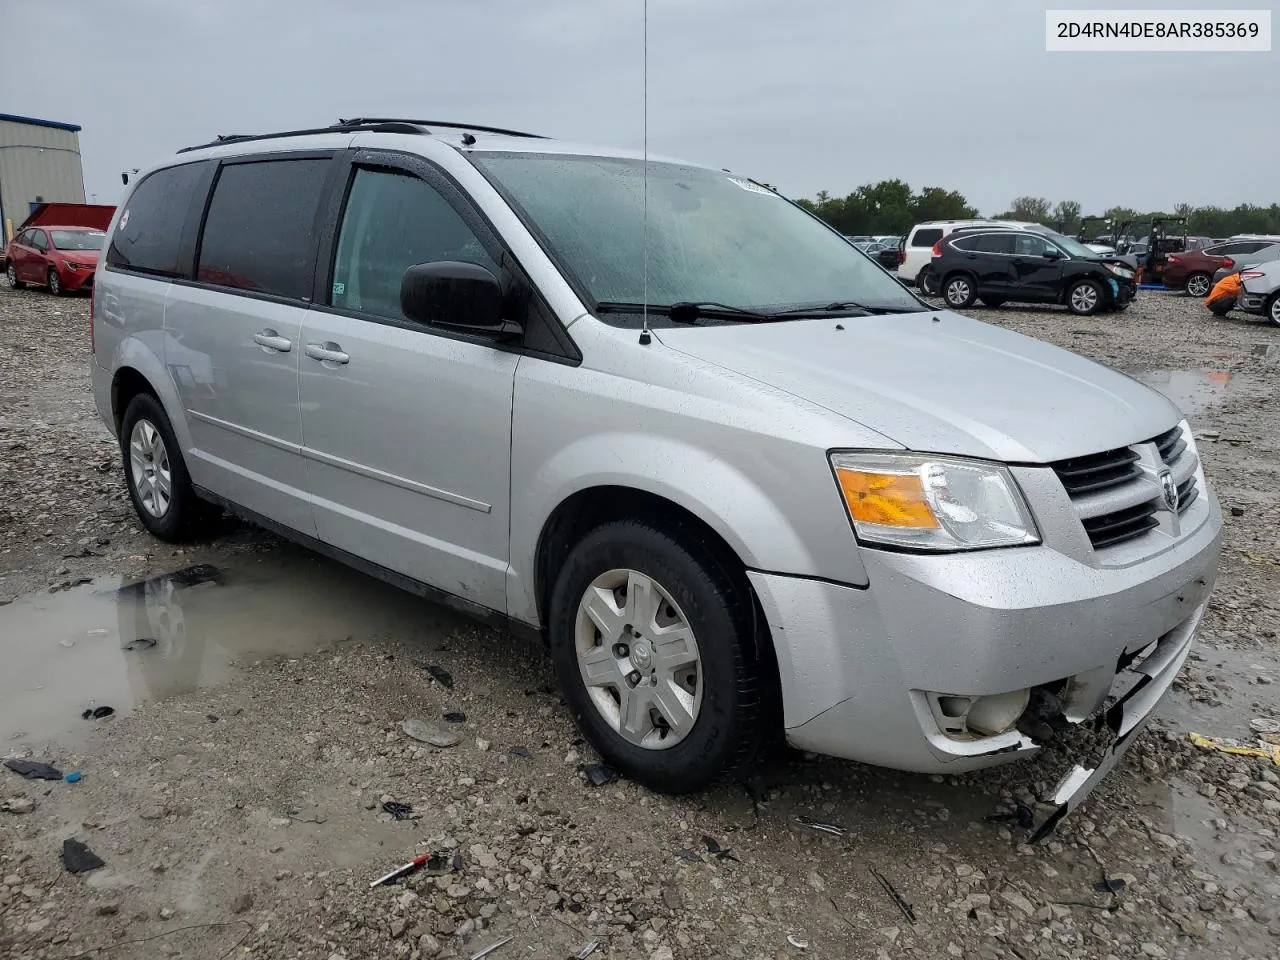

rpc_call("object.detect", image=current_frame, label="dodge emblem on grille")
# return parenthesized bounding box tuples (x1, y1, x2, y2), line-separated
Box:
(1159, 469, 1179, 512)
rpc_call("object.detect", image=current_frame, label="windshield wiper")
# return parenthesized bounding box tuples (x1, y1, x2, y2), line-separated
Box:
(592, 301, 772, 323)
(765, 301, 920, 318)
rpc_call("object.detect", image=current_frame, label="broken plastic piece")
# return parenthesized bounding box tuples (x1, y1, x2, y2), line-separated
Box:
(1093, 877, 1127, 893)
(576, 939, 601, 959)
(1188, 731, 1280, 764)
(81, 706, 115, 720)
(675, 848, 701, 863)
(124, 637, 158, 651)
(415, 662, 453, 688)
(382, 801, 414, 821)
(787, 934, 810, 949)
(701, 835, 739, 862)
(4, 759, 63, 781)
(984, 803, 1035, 830)
(870, 867, 916, 924)
(62, 838, 105, 873)
(582, 763, 620, 786)
(795, 815, 846, 837)
(65, 771, 83, 784)
(469, 935, 513, 959)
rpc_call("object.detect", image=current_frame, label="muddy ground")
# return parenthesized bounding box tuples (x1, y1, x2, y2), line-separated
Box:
(1, 284, 1278, 960)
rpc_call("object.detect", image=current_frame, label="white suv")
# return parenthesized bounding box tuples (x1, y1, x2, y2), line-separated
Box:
(899, 219, 1043, 291)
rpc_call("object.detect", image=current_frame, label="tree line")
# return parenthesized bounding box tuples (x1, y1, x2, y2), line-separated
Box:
(797, 183, 1280, 239)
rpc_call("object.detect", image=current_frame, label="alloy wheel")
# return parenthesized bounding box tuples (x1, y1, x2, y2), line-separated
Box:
(1070, 283, 1099, 313)
(945, 278, 971, 306)
(129, 418, 173, 518)
(574, 568, 703, 750)
(1185, 274, 1211, 298)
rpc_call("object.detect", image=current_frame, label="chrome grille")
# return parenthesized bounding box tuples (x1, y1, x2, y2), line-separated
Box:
(1051, 425, 1199, 551)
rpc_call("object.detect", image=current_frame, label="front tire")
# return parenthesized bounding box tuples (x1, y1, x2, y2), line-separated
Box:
(1184, 273, 1212, 298)
(7, 263, 24, 289)
(917, 267, 939, 297)
(943, 274, 977, 309)
(1267, 293, 1280, 326)
(47, 268, 64, 297)
(120, 393, 216, 542)
(549, 520, 763, 794)
(1067, 280, 1103, 316)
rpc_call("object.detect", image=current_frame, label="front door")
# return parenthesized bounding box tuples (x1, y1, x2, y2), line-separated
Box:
(298, 158, 518, 614)
(24, 230, 50, 282)
(163, 155, 335, 536)
(1011, 233, 1066, 301)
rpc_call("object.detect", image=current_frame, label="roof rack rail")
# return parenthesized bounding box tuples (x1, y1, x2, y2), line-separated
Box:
(335, 118, 547, 139)
(177, 117, 546, 154)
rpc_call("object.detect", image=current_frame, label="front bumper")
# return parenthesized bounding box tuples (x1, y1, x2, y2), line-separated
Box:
(750, 485, 1222, 778)
(59, 265, 96, 292)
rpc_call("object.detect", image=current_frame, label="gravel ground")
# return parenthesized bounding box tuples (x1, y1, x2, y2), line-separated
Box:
(2, 284, 1279, 960)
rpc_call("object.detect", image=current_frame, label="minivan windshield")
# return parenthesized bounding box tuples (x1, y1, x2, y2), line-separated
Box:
(471, 153, 924, 324)
(50, 229, 106, 251)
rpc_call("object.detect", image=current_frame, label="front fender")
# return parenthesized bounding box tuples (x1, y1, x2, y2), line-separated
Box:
(507, 431, 867, 626)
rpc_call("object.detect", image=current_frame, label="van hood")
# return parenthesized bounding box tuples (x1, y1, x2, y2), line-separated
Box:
(654, 309, 1180, 463)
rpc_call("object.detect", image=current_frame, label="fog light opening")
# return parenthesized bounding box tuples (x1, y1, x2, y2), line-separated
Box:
(937, 696, 971, 719)
(965, 689, 1032, 737)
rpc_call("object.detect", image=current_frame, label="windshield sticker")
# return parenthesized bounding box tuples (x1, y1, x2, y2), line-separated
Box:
(333, 281, 346, 297)
(726, 177, 776, 196)
(119, 209, 130, 231)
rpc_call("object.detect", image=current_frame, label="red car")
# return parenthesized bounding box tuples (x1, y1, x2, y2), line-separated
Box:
(5, 225, 106, 295)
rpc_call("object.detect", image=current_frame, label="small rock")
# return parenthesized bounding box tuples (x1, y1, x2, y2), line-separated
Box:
(96, 902, 121, 916)
(1141, 944, 1167, 958)
(1, 797, 35, 815)
(231, 892, 253, 914)
(418, 934, 442, 957)
(476, 738, 492, 752)
(26, 919, 50, 935)
(159, 907, 175, 920)
(139, 805, 165, 821)
(1000, 889, 1035, 916)
(390, 917, 407, 938)
(650, 947, 674, 960)
(456, 918, 475, 938)
(402, 718, 460, 748)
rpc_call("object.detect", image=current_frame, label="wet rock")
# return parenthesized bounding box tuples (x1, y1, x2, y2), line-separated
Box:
(402, 718, 460, 748)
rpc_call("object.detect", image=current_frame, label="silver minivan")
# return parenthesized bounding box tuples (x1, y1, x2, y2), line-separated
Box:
(92, 119, 1221, 835)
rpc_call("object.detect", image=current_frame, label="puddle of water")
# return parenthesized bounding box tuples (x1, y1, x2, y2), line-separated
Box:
(1134, 368, 1235, 418)
(1160, 643, 1280, 739)
(0, 548, 467, 744)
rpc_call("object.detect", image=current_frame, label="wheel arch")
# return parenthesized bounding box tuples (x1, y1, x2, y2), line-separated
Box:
(106, 340, 195, 454)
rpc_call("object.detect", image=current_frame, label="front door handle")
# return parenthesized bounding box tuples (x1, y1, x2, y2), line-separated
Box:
(305, 342, 350, 365)
(253, 329, 292, 352)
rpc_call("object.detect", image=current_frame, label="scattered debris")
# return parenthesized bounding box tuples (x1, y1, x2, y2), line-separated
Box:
(787, 934, 811, 949)
(675, 848, 701, 863)
(401, 718, 461, 748)
(382, 801, 414, 821)
(701, 835, 739, 862)
(1094, 877, 1128, 894)
(985, 803, 1035, 830)
(508, 746, 533, 759)
(207, 713, 220, 723)
(795, 815, 846, 837)
(370, 853, 440, 888)
(4, 759, 63, 781)
(1188, 731, 1280, 764)
(1, 797, 35, 814)
(414, 662, 454, 688)
(870, 867, 916, 924)
(124, 637, 158, 651)
(65, 771, 83, 784)
(62, 838, 106, 873)
(81, 705, 115, 720)
(1249, 718, 1280, 735)
(443, 711, 467, 723)
(1230, 505, 1245, 517)
(469, 936, 513, 959)
(581, 763, 620, 787)
(576, 938, 601, 959)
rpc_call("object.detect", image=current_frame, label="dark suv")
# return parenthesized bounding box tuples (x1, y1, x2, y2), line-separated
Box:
(934, 229, 1137, 315)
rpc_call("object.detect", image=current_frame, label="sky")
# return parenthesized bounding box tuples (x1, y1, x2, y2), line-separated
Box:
(6, 0, 1277, 215)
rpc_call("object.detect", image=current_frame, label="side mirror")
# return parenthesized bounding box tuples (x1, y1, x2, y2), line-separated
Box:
(1043, 247, 1062, 260)
(400, 261, 521, 339)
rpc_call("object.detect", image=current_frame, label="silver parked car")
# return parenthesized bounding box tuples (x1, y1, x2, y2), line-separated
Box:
(91, 119, 1222, 833)
(1236, 259, 1280, 323)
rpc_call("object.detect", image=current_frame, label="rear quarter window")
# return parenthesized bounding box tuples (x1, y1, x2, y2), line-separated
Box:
(107, 162, 207, 276)
(910, 228, 943, 247)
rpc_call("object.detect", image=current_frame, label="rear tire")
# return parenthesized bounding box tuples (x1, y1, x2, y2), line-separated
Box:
(548, 520, 764, 794)
(943, 274, 977, 309)
(918, 267, 939, 297)
(47, 268, 64, 297)
(120, 393, 217, 542)
(1184, 272, 1212, 298)
(1067, 280, 1103, 316)
(6, 263, 24, 289)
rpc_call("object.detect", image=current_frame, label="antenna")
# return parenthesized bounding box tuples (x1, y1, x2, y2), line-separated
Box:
(638, 0, 652, 346)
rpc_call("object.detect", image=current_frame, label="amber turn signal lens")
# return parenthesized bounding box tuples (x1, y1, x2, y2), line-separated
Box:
(835, 468, 938, 529)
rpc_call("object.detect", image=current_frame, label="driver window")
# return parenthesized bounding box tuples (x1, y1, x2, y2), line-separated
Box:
(31, 231, 49, 252)
(331, 168, 498, 322)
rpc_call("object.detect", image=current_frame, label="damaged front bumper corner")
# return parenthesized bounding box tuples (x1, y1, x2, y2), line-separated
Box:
(1026, 602, 1203, 842)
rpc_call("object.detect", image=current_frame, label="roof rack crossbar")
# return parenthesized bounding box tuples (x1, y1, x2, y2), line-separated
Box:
(177, 117, 546, 155)
(335, 118, 547, 139)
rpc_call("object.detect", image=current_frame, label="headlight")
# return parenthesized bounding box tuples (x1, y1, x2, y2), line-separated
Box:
(1107, 263, 1134, 278)
(829, 452, 1040, 551)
